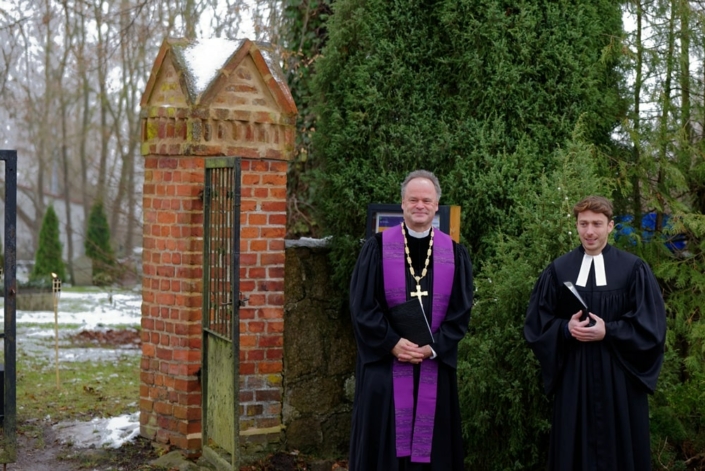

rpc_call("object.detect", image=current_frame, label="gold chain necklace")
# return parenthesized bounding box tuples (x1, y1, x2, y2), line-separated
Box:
(401, 222, 433, 299)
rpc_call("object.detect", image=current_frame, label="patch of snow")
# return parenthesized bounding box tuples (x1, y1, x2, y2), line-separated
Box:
(177, 38, 245, 99)
(2, 288, 141, 328)
(54, 412, 140, 449)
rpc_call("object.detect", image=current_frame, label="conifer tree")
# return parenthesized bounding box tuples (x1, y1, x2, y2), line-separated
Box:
(30, 205, 66, 284)
(311, 0, 624, 290)
(615, 2, 705, 464)
(85, 200, 116, 285)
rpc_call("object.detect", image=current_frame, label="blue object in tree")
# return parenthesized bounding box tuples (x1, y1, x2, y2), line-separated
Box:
(614, 213, 686, 253)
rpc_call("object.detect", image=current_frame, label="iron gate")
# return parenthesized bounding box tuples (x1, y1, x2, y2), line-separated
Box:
(0, 150, 17, 466)
(201, 157, 241, 470)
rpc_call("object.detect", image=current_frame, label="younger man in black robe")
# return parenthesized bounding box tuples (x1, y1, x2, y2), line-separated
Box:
(524, 195, 666, 470)
(348, 170, 473, 471)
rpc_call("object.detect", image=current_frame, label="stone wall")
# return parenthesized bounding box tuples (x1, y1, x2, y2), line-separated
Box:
(283, 242, 356, 458)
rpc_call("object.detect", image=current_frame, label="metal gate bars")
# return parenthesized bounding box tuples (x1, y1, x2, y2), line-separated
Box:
(201, 157, 241, 470)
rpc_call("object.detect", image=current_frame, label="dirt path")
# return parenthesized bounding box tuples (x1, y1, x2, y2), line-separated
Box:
(5, 419, 161, 471)
(6, 420, 349, 471)
(8, 421, 80, 471)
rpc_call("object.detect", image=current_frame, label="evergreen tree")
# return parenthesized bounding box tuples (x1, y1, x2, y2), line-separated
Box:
(311, 0, 624, 290)
(85, 200, 116, 285)
(30, 205, 66, 284)
(616, 1, 705, 465)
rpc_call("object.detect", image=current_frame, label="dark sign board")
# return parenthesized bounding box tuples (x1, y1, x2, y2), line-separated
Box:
(365, 204, 461, 242)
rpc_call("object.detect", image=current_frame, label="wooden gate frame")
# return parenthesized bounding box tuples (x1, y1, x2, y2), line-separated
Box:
(201, 157, 241, 471)
(0, 150, 17, 466)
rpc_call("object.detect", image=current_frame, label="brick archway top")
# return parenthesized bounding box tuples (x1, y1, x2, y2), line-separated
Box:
(140, 37, 297, 116)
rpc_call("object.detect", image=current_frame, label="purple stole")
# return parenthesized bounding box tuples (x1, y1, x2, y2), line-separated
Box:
(382, 224, 455, 463)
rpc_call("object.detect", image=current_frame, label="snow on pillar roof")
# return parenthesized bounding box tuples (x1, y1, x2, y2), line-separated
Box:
(140, 37, 297, 116)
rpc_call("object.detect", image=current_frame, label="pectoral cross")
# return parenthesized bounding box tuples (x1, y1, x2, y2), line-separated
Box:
(410, 283, 428, 299)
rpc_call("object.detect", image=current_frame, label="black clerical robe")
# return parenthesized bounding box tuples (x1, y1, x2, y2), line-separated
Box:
(525, 244, 666, 471)
(348, 229, 473, 471)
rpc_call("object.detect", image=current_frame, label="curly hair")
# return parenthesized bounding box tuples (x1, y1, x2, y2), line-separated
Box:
(573, 196, 613, 220)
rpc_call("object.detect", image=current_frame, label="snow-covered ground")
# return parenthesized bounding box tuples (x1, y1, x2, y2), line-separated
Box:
(1, 286, 144, 448)
(5, 288, 143, 362)
(54, 412, 142, 449)
(8, 288, 142, 327)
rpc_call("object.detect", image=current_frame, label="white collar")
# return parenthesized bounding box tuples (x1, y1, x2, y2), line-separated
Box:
(576, 253, 607, 287)
(407, 227, 431, 239)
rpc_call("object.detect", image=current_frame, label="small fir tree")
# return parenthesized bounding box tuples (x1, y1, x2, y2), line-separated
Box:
(85, 200, 116, 286)
(30, 205, 66, 285)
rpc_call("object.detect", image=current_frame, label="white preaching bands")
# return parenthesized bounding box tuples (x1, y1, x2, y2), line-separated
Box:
(407, 227, 431, 238)
(576, 253, 607, 287)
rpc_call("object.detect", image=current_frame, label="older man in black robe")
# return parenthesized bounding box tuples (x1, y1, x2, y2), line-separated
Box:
(348, 170, 473, 471)
(524, 195, 666, 470)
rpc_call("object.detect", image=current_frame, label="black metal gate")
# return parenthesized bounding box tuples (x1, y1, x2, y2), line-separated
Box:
(0, 150, 17, 465)
(201, 157, 241, 470)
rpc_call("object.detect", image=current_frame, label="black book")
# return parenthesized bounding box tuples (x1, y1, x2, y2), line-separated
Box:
(388, 298, 434, 346)
(560, 281, 595, 326)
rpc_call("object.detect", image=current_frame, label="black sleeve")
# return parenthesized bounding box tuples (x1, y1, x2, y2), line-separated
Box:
(432, 242, 474, 368)
(349, 237, 401, 364)
(604, 260, 667, 393)
(524, 264, 569, 395)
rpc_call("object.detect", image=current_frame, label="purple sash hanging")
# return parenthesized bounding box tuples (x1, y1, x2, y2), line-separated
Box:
(382, 224, 455, 463)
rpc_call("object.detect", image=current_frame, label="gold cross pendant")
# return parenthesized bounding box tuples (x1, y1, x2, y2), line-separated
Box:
(410, 284, 428, 299)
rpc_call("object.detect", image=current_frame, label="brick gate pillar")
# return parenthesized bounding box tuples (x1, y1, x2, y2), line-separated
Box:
(139, 38, 296, 454)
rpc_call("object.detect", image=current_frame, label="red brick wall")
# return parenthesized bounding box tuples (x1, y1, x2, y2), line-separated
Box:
(238, 159, 287, 435)
(140, 154, 205, 451)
